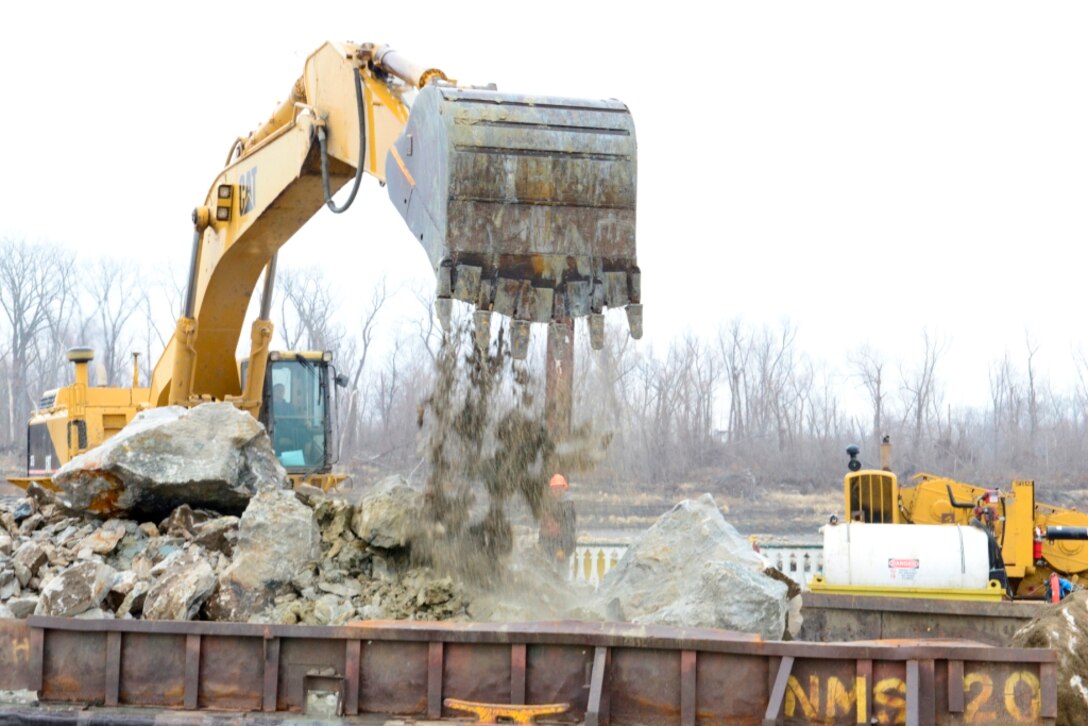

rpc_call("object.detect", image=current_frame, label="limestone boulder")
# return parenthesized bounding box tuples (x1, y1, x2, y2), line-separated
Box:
(206, 490, 320, 621)
(351, 476, 421, 550)
(52, 402, 288, 518)
(598, 494, 788, 638)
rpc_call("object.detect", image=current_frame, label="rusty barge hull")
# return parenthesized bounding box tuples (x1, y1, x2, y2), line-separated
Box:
(0, 616, 1057, 725)
(801, 592, 1045, 647)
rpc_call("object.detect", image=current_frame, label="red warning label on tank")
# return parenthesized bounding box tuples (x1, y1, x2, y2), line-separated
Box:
(888, 558, 920, 569)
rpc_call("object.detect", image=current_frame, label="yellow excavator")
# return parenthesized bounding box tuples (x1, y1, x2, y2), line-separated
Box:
(815, 439, 1088, 600)
(12, 41, 640, 490)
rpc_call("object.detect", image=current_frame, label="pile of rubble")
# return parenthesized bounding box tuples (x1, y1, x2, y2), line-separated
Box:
(0, 402, 789, 638)
(0, 479, 467, 624)
(0, 477, 469, 624)
(0, 404, 467, 624)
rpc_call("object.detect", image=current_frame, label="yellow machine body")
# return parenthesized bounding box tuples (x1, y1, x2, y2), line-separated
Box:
(843, 469, 1088, 599)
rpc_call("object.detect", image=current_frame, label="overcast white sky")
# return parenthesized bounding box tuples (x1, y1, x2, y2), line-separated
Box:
(2, 1, 1087, 412)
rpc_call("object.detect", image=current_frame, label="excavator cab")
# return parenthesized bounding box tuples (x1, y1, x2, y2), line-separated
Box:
(256, 352, 337, 480)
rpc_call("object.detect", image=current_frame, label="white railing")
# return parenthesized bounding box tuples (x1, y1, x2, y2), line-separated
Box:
(569, 540, 824, 591)
(569, 543, 628, 588)
(757, 544, 824, 590)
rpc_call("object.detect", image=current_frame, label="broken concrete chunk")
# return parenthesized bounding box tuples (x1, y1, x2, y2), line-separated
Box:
(52, 402, 289, 518)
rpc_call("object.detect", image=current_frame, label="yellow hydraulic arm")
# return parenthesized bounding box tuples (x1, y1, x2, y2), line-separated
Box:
(151, 41, 641, 418)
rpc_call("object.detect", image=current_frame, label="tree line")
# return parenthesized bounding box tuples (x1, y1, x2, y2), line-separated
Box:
(3, 236, 1088, 502)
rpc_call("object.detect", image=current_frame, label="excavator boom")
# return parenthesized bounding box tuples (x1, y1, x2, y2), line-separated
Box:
(153, 40, 639, 409)
(17, 40, 640, 487)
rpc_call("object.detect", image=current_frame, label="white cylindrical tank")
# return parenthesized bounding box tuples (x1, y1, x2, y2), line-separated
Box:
(821, 523, 992, 590)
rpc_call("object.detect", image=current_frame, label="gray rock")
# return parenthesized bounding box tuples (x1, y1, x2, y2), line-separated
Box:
(192, 516, 239, 557)
(78, 523, 126, 555)
(10, 499, 34, 522)
(318, 580, 363, 598)
(310, 594, 355, 626)
(17, 514, 43, 536)
(351, 476, 421, 550)
(598, 494, 788, 638)
(3, 570, 23, 599)
(24, 482, 55, 507)
(314, 498, 355, 545)
(74, 607, 115, 620)
(6, 596, 37, 619)
(143, 549, 216, 621)
(117, 581, 150, 618)
(12, 542, 47, 587)
(35, 561, 116, 617)
(52, 402, 289, 517)
(0, 605, 12, 619)
(105, 570, 139, 612)
(0, 535, 12, 557)
(206, 490, 320, 622)
(0, 512, 16, 537)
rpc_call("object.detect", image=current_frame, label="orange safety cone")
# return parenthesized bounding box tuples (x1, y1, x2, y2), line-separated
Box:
(1050, 572, 1061, 604)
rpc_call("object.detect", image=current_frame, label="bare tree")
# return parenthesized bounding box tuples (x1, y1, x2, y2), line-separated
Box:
(0, 237, 76, 447)
(338, 278, 389, 461)
(899, 330, 945, 459)
(83, 257, 142, 386)
(1025, 333, 1039, 456)
(276, 266, 344, 353)
(719, 319, 750, 443)
(849, 344, 888, 453)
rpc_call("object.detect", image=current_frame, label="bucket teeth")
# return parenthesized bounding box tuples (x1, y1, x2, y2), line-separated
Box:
(511, 320, 531, 360)
(548, 320, 571, 362)
(626, 304, 643, 340)
(589, 313, 605, 351)
(473, 309, 492, 352)
(435, 298, 452, 333)
(386, 85, 639, 340)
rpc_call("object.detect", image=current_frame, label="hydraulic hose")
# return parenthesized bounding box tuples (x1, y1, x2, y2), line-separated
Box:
(318, 65, 367, 214)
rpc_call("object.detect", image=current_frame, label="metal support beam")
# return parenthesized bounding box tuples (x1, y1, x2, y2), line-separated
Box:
(427, 641, 444, 719)
(680, 650, 697, 726)
(511, 643, 527, 705)
(763, 655, 794, 726)
(586, 646, 610, 726)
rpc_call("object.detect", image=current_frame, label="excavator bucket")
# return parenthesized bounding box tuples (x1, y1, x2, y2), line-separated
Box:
(386, 85, 640, 351)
